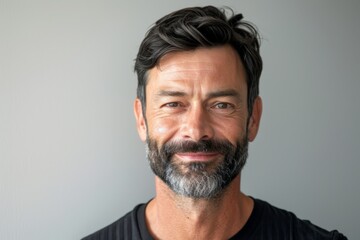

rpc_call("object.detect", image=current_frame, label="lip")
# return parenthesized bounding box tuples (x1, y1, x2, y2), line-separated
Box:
(175, 152, 220, 162)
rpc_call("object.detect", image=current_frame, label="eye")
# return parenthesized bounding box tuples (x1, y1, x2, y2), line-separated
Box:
(210, 102, 236, 114)
(164, 102, 181, 108)
(213, 102, 232, 109)
(160, 101, 186, 113)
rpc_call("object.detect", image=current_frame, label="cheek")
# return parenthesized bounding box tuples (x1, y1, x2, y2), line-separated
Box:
(155, 126, 168, 134)
(148, 116, 179, 141)
(212, 117, 248, 142)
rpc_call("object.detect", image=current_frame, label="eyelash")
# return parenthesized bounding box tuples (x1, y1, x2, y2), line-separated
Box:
(164, 102, 182, 108)
(212, 102, 234, 109)
(161, 102, 235, 114)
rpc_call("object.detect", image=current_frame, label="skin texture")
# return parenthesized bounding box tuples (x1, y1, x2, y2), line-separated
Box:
(134, 45, 262, 239)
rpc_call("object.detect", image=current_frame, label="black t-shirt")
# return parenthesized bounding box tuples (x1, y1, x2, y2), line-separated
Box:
(82, 198, 347, 240)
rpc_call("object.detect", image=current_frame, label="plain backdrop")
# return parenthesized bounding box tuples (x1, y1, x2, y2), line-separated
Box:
(1, 0, 359, 239)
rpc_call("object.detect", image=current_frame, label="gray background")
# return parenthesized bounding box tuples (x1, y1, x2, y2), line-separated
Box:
(1, 0, 359, 239)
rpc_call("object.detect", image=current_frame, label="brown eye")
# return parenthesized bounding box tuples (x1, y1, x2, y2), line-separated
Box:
(210, 102, 236, 114)
(214, 103, 230, 109)
(165, 102, 180, 108)
(213, 102, 234, 109)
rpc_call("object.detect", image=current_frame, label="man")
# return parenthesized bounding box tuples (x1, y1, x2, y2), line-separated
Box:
(83, 6, 347, 240)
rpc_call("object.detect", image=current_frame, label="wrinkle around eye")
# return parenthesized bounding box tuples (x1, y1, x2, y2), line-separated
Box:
(159, 101, 187, 114)
(213, 102, 234, 109)
(209, 103, 241, 115)
(163, 102, 182, 108)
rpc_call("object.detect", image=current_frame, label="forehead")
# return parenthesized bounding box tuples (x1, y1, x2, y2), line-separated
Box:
(147, 45, 247, 90)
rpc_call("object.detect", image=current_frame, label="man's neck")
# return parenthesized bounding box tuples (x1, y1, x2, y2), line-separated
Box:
(145, 175, 254, 240)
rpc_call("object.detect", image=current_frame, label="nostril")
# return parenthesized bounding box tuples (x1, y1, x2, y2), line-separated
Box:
(181, 128, 213, 142)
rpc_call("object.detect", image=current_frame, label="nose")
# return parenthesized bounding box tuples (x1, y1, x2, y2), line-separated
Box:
(180, 104, 214, 141)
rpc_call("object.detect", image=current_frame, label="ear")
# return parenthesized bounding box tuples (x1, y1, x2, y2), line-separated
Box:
(134, 98, 147, 142)
(247, 96, 262, 142)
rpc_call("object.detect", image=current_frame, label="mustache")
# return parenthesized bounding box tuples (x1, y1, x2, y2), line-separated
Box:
(161, 139, 235, 159)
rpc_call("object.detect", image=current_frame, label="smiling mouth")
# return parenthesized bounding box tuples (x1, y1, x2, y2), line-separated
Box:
(174, 152, 220, 162)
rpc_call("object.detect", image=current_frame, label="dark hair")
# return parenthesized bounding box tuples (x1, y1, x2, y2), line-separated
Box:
(134, 6, 262, 115)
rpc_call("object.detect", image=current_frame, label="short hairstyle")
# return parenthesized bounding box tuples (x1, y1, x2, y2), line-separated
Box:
(134, 5, 262, 116)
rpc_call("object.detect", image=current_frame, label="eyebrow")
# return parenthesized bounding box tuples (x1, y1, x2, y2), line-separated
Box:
(154, 89, 242, 101)
(206, 89, 241, 100)
(155, 90, 187, 97)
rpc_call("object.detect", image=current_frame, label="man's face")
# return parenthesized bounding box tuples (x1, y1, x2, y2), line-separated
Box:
(135, 45, 261, 198)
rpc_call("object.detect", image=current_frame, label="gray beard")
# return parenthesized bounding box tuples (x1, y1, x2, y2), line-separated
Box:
(146, 138, 248, 199)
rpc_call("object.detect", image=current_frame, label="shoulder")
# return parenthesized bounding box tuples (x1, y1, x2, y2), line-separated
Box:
(81, 204, 146, 240)
(252, 198, 347, 240)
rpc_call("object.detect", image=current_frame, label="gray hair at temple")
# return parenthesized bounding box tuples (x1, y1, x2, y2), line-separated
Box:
(134, 5, 262, 116)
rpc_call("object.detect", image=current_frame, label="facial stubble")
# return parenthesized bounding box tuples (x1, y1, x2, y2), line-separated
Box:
(146, 137, 248, 199)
